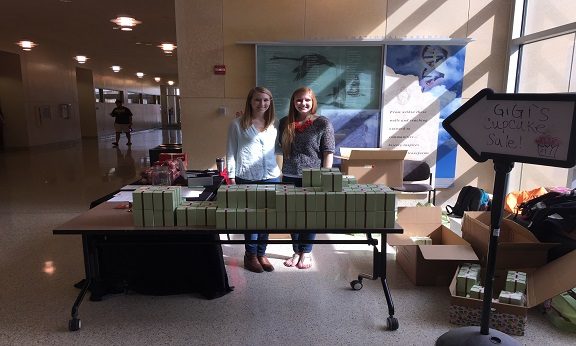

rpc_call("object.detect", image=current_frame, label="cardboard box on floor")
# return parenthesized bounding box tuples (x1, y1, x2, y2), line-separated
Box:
(448, 249, 576, 335)
(388, 207, 479, 285)
(461, 211, 556, 269)
(337, 148, 406, 188)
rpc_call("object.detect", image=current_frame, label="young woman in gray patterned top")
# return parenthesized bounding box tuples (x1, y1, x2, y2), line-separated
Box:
(276, 87, 335, 269)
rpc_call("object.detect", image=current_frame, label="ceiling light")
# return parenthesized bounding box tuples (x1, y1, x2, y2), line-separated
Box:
(154, 77, 161, 82)
(167, 80, 174, 86)
(136, 72, 144, 78)
(158, 43, 177, 54)
(110, 16, 142, 31)
(16, 40, 37, 51)
(74, 55, 88, 64)
(111, 65, 121, 72)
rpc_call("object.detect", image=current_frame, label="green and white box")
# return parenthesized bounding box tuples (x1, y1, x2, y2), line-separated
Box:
(266, 209, 277, 229)
(236, 209, 247, 230)
(286, 211, 297, 229)
(276, 191, 287, 212)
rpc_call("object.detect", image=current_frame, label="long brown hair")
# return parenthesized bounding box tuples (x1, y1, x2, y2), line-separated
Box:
(240, 86, 275, 130)
(281, 87, 318, 157)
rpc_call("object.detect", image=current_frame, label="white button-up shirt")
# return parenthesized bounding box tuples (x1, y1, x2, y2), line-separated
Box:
(226, 118, 280, 181)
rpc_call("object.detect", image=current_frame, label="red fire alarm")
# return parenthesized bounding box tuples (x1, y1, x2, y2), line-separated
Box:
(214, 65, 226, 75)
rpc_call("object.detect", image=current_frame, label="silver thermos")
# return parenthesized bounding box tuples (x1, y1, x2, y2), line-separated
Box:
(216, 157, 225, 173)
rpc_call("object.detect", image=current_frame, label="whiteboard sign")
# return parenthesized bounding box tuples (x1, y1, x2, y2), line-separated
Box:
(443, 89, 576, 168)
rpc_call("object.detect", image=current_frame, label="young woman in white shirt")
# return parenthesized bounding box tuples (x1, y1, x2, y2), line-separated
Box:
(226, 86, 281, 273)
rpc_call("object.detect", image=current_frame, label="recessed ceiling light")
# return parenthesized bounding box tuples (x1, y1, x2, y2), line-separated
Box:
(167, 80, 174, 86)
(111, 65, 121, 72)
(16, 40, 37, 51)
(158, 43, 177, 54)
(74, 55, 88, 64)
(154, 77, 161, 82)
(136, 72, 144, 78)
(110, 16, 142, 31)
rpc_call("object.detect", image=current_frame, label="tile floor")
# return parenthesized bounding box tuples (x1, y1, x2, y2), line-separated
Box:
(0, 129, 573, 345)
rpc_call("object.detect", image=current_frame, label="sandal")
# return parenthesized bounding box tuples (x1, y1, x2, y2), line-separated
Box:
(284, 253, 300, 267)
(297, 253, 312, 269)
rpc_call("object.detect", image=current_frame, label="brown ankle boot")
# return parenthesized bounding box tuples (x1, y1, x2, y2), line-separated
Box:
(257, 255, 274, 272)
(244, 253, 263, 273)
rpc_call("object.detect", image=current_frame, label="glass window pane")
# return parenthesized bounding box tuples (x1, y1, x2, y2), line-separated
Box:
(517, 34, 575, 93)
(571, 50, 576, 93)
(94, 88, 103, 103)
(525, 0, 576, 35)
(127, 91, 141, 104)
(102, 89, 122, 103)
(141, 94, 159, 104)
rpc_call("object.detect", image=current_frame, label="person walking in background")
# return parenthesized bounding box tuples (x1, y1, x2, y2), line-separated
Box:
(277, 86, 335, 269)
(110, 99, 133, 147)
(226, 86, 281, 273)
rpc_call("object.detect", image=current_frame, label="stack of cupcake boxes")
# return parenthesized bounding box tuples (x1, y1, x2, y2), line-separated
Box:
(131, 168, 396, 229)
(214, 168, 395, 230)
(131, 186, 182, 227)
(450, 262, 533, 336)
(449, 212, 576, 336)
(455, 264, 527, 305)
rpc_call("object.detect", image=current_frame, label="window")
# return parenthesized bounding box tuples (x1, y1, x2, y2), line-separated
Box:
(510, 1, 576, 189)
(94, 88, 103, 103)
(524, 0, 576, 35)
(517, 34, 575, 92)
(127, 91, 141, 104)
(102, 89, 122, 103)
(142, 94, 159, 104)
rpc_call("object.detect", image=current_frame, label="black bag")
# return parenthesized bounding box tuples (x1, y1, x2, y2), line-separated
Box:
(515, 189, 576, 261)
(517, 191, 564, 219)
(446, 186, 490, 218)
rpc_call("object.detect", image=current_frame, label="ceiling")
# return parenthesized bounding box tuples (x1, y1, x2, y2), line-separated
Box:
(0, 0, 178, 83)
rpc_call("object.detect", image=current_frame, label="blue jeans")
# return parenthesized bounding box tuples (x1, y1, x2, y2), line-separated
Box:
(245, 233, 270, 256)
(281, 176, 315, 253)
(290, 232, 316, 253)
(236, 176, 281, 255)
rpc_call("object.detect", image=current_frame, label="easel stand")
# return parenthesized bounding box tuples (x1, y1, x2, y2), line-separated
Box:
(436, 160, 520, 346)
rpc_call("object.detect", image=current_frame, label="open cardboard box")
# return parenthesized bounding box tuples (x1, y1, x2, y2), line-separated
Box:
(461, 212, 556, 269)
(388, 207, 479, 285)
(337, 148, 406, 188)
(449, 249, 576, 335)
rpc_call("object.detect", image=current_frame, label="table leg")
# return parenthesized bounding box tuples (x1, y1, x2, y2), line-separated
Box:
(350, 233, 380, 288)
(379, 233, 398, 330)
(68, 234, 94, 331)
(349, 233, 399, 331)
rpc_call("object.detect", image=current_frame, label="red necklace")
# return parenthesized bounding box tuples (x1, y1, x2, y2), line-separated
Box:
(294, 117, 313, 133)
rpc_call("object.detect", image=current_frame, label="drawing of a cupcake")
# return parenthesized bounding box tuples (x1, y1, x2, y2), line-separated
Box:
(535, 134, 560, 158)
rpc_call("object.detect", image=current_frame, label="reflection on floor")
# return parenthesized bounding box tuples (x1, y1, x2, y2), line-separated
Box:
(0, 129, 572, 345)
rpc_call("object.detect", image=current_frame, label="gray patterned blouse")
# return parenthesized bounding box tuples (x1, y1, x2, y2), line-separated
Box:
(276, 115, 335, 177)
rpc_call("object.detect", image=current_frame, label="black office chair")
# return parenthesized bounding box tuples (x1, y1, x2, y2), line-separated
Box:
(392, 160, 436, 205)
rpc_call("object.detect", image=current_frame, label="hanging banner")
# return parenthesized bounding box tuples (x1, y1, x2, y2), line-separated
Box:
(383, 45, 467, 187)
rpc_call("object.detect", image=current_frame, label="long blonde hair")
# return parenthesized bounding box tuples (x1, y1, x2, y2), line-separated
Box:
(240, 86, 275, 130)
(281, 87, 318, 157)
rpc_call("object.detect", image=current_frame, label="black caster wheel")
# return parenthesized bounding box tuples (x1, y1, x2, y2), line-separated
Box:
(350, 279, 363, 290)
(386, 316, 399, 331)
(69, 318, 81, 331)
